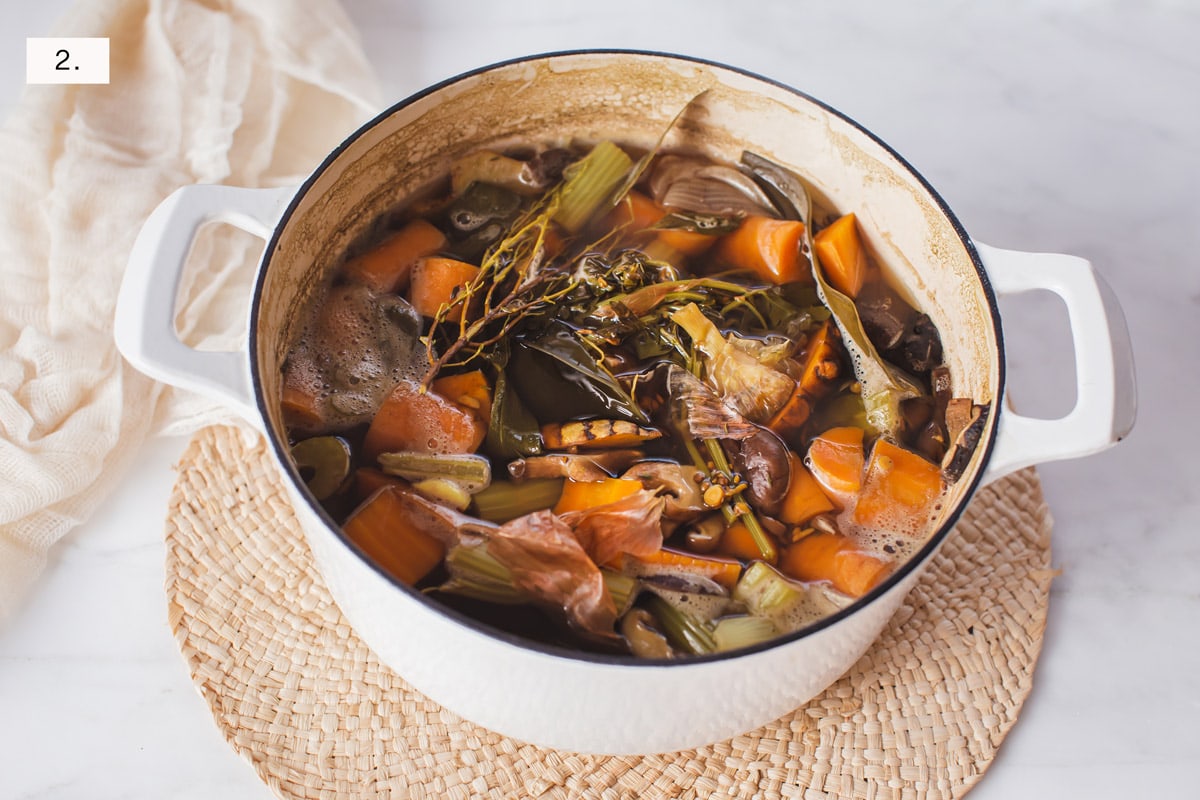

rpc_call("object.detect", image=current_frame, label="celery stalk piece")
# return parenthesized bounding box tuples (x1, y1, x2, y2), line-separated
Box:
(602, 570, 638, 615)
(377, 451, 491, 493)
(713, 615, 779, 652)
(645, 594, 716, 655)
(440, 544, 525, 604)
(553, 141, 634, 233)
(471, 478, 564, 523)
(733, 561, 851, 632)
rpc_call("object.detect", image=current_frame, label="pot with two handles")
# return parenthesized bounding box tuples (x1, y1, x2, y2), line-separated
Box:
(115, 51, 1135, 755)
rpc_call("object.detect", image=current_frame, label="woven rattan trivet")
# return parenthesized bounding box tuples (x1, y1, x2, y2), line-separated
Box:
(165, 425, 1054, 800)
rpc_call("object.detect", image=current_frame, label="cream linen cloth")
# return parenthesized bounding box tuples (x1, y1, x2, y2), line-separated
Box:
(0, 0, 381, 622)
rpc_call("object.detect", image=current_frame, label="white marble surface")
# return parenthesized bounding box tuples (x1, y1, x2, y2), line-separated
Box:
(2, 1, 1198, 798)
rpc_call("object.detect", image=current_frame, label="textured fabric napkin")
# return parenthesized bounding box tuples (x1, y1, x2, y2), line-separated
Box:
(0, 0, 381, 622)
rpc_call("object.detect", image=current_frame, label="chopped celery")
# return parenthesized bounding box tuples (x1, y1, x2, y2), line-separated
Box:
(290, 436, 351, 500)
(645, 594, 716, 655)
(602, 570, 638, 615)
(733, 562, 850, 632)
(553, 141, 633, 233)
(713, 615, 779, 652)
(378, 451, 491, 493)
(472, 478, 563, 523)
(440, 544, 524, 604)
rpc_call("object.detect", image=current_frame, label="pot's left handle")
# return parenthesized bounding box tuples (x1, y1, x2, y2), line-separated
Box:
(114, 184, 296, 427)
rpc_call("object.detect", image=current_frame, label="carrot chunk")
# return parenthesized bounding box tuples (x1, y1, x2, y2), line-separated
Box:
(280, 383, 324, 433)
(768, 319, 842, 437)
(409, 257, 480, 320)
(714, 215, 808, 285)
(343, 486, 446, 586)
(613, 548, 743, 592)
(805, 426, 865, 498)
(778, 453, 836, 525)
(342, 219, 447, 294)
(362, 379, 485, 462)
(605, 191, 716, 256)
(431, 370, 492, 423)
(814, 213, 867, 298)
(352, 467, 407, 503)
(553, 477, 644, 515)
(717, 521, 778, 564)
(779, 532, 892, 598)
(854, 439, 944, 531)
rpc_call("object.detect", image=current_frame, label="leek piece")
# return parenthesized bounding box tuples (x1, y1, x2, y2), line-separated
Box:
(553, 141, 633, 233)
(713, 615, 779, 652)
(645, 594, 716, 655)
(471, 478, 564, 523)
(378, 452, 491, 493)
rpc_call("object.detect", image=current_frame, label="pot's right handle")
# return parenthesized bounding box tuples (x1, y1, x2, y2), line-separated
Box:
(114, 184, 295, 427)
(975, 242, 1136, 483)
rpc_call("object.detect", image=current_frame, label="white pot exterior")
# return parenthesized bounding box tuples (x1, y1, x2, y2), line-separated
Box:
(116, 51, 1135, 755)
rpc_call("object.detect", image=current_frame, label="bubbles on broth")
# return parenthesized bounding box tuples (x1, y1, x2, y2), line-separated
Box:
(284, 283, 426, 432)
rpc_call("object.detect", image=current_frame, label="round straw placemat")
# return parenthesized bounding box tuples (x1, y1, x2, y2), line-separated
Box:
(166, 425, 1054, 800)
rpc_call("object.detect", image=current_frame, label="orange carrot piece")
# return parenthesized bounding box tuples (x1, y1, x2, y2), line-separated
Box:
(779, 532, 892, 598)
(342, 219, 447, 294)
(778, 453, 836, 525)
(542, 224, 567, 259)
(717, 521, 778, 564)
(362, 379, 485, 462)
(814, 213, 867, 299)
(615, 548, 743, 592)
(657, 226, 716, 257)
(409, 256, 480, 320)
(806, 426, 865, 497)
(431, 370, 492, 423)
(352, 467, 407, 503)
(553, 477, 644, 515)
(280, 383, 324, 433)
(343, 486, 446, 586)
(714, 215, 809, 285)
(769, 320, 841, 437)
(606, 191, 715, 256)
(854, 439, 944, 530)
(606, 190, 664, 232)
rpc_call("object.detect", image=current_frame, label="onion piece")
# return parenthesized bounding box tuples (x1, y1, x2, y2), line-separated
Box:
(649, 155, 778, 217)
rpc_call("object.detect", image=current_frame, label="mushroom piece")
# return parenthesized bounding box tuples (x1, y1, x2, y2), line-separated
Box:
(620, 609, 675, 659)
(900, 314, 944, 374)
(942, 403, 990, 482)
(621, 461, 705, 520)
(856, 289, 912, 352)
(726, 428, 792, 518)
(507, 449, 644, 482)
(683, 513, 726, 553)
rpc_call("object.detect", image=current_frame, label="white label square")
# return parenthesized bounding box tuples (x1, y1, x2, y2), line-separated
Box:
(27, 38, 110, 85)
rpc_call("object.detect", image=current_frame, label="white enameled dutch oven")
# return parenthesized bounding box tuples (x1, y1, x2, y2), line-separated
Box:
(115, 51, 1136, 755)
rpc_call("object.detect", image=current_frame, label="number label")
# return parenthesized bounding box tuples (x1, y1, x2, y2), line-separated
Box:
(27, 38, 109, 84)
